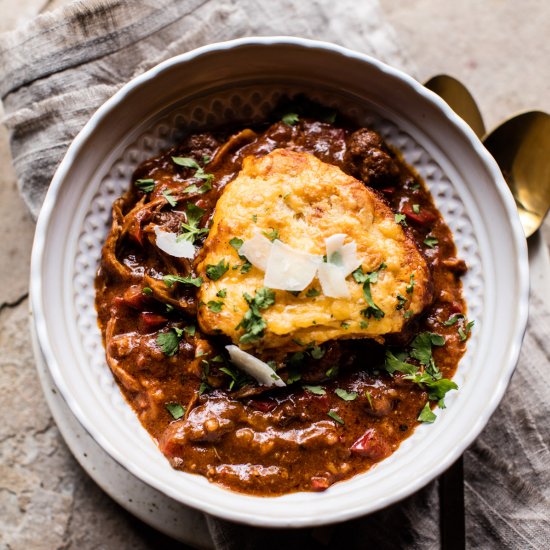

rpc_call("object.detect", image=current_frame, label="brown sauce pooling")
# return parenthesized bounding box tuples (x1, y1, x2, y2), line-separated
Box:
(95, 114, 469, 496)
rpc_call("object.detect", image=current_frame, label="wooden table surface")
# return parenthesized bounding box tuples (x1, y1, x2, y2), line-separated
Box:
(1, 1, 548, 548)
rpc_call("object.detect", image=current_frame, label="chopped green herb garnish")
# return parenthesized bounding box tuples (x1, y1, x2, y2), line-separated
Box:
(396, 294, 407, 310)
(240, 261, 252, 274)
(406, 273, 415, 294)
(310, 346, 325, 359)
(211, 355, 224, 363)
(198, 382, 210, 395)
(341, 321, 350, 329)
(303, 385, 326, 395)
(156, 328, 183, 356)
(395, 213, 407, 226)
(412, 204, 421, 214)
(360, 320, 369, 329)
(236, 287, 276, 344)
(410, 332, 445, 367)
(458, 320, 474, 341)
(252, 214, 257, 223)
(162, 189, 177, 207)
(423, 236, 439, 248)
(306, 288, 321, 297)
(207, 300, 223, 313)
(229, 237, 244, 252)
(262, 228, 279, 241)
(177, 203, 209, 243)
(287, 369, 302, 384)
(385, 350, 417, 375)
(335, 388, 358, 401)
(134, 178, 155, 192)
(172, 156, 214, 186)
(184, 325, 196, 337)
(282, 112, 299, 126)
(353, 264, 386, 320)
(326, 366, 339, 378)
(216, 288, 227, 298)
(365, 391, 373, 408)
(184, 181, 212, 194)
(404, 311, 413, 319)
(327, 410, 345, 425)
(206, 259, 230, 281)
(406, 372, 458, 407)
(444, 314, 464, 326)
(163, 274, 202, 288)
(142, 287, 153, 295)
(165, 402, 185, 420)
(418, 403, 437, 423)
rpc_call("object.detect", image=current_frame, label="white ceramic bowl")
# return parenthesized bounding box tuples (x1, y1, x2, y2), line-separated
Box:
(31, 37, 529, 527)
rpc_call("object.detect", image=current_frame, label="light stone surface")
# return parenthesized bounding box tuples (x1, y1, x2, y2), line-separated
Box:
(0, 0, 548, 548)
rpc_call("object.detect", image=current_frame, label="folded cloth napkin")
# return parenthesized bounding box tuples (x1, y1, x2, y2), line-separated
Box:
(1, 1, 548, 548)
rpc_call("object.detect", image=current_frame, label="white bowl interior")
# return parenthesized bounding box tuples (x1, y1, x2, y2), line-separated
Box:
(32, 38, 528, 527)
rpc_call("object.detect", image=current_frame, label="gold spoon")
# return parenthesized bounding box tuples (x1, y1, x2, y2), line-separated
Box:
(483, 111, 550, 238)
(425, 75, 550, 237)
(424, 74, 486, 138)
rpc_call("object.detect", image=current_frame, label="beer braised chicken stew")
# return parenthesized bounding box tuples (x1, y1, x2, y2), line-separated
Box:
(95, 107, 471, 495)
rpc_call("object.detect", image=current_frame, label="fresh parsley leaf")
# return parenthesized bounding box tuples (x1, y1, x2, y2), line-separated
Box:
(165, 303, 174, 313)
(353, 264, 386, 320)
(184, 325, 196, 336)
(177, 203, 209, 243)
(326, 366, 339, 378)
(163, 274, 202, 288)
(404, 311, 413, 319)
(172, 156, 214, 186)
(282, 112, 299, 126)
(306, 288, 321, 297)
(184, 181, 212, 194)
(327, 410, 345, 425)
(287, 369, 302, 384)
(165, 402, 185, 420)
(252, 214, 257, 223)
(395, 213, 407, 226)
(396, 293, 407, 310)
(458, 320, 474, 341)
(240, 261, 252, 274)
(134, 178, 155, 192)
(303, 385, 326, 395)
(229, 237, 244, 252)
(444, 314, 464, 326)
(156, 328, 183, 356)
(262, 228, 279, 241)
(360, 320, 369, 329)
(199, 382, 210, 395)
(406, 273, 415, 294)
(236, 288, 276, 344)
(206, 259, 229, 281)
(310, 346, 325, 359)
(142, 287, 153, 295)
(216, 288, 227, 298)
(423, 236, 439, 248)
(162, 189, 177, 207)
(407, 373, 458, 407)
(410, 332, 442, 366)
(385, 350, 417, 375)
(365, 391, 374, 408)
(341, 321, 350, 329)
(207, 300, 223, 313)
(335, 388, 358, 401)
(418, 403, 437, 423)
(172, 156, 200, 169)
(412, 204, 421, 214)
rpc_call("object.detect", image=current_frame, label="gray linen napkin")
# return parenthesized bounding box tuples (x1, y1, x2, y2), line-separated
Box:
(1, 1, 548, 548)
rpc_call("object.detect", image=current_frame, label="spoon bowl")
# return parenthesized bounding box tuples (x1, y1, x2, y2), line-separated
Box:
(483, 111, 550, 238)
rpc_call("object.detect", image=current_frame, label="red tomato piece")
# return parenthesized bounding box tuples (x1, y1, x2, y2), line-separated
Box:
(402, 203, 437, 225)
(140, 312, 168, 330)
(350, 428, 390, 460)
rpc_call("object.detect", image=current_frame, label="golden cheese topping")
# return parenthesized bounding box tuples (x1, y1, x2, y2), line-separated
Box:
(196, 149, 432, 349)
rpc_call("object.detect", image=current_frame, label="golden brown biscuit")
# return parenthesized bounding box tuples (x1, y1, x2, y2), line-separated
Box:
(196, 149, 432, 349)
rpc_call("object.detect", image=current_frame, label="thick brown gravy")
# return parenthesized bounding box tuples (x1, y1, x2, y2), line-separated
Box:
(95, 113, 470, 495)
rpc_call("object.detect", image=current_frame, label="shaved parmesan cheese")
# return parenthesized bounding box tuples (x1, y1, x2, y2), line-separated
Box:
(325, 234, 362, 276)
(264, 240, 323, 291)
(239, 233, 273, 271)
(154, 227, 195, 258)
(225, 345, 285, 387)
(318, 262, 351, 298)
